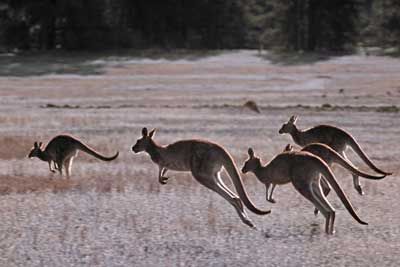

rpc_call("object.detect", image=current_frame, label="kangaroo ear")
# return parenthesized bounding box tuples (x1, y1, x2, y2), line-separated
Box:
(34, 141, 38, 148)
(142, 127, 148, 137)
(248, 148, 254, 157)
(149, 128, 157, 138)
(39, 142, 43, 148)
(289, 115, 298, 124)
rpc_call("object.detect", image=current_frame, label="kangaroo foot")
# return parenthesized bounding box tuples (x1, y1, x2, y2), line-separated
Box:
(243, 218, 256, 229)
(267, 198, 276, 204)
(355, 185, 364, 196)
(314, 208, 319, 216)
(159, 176, 169, 185)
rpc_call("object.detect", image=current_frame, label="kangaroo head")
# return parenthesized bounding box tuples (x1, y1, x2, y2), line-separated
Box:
(283, 144, 293, 152)
(132, 127, 156, 153)
(28, 141, 43, 158)
(241, 148, 261, 174)
(279, 115, 298, 134)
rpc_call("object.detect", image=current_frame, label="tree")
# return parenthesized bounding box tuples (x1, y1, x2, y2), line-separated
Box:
(261, 0, 360, 51)
(380, 0, 400, 47)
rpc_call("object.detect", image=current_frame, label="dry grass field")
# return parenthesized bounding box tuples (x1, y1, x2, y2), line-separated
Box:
(0, 50, 399, 266)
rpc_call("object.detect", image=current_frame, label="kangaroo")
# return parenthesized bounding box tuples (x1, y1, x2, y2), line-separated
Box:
(28, 135, 119, 178)
(283, 143, 385, 215)
(241, 148, 368, 234)
(279, 115, 391, 195)
(284, 143, 385, 194)
(131, 127, 270, 228)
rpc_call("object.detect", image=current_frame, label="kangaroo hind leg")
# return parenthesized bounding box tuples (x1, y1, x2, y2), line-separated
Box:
(48, 161, 56, 173)
(56, 160, 63, 177)
(292, 176, 335, 234)
(311, 179, 336, 234)
(215, 172, 256, 227)
(342, 151, 364, 195)
(64, 157, 74, 179)
(192, 171, 255, 228)
(314, 177, 331, 216)
(267, 183, 277, 203)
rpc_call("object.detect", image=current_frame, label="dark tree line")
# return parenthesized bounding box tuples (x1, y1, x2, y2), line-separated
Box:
(0, 0, 399, 51)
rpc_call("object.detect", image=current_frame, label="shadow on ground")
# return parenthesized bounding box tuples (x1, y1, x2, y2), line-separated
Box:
(0, 49, 223, 77)
(0, 52, 104, 76)
(257, 50, 345, 66)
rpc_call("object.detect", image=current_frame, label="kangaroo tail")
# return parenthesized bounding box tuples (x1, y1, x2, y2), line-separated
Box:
(325, 146, 386, 180)
(221, 149, 271, 215)
(319, 160, 368, 225)
(347, 135, 392, 175)
(76, 140, 119, 161)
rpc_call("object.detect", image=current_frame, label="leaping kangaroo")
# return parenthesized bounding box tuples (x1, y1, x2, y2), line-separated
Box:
(283, 143, 385, 215)
(131, 127, 270, 228)
(279, 115, 391, 195)
(241, 147, 368, 234)
(284, 143, 385, 195)
(256, 143, 384, 206)
(28, 135, 119, 178)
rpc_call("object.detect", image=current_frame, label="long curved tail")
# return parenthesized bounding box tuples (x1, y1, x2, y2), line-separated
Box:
(76, 140, 119, 161)
(347, 135, 392, 175)
(321, 145, 386, 180)
(220, 149, 271, 215)
(319, 161, 368, 225)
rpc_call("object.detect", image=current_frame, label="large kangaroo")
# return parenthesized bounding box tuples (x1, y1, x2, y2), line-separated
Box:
(241, 148, 368, 234)
(255, 143, 384, 206)
(279, 115, 391, 195)
(284, 143, 385, 196)
(131, 127, 270, 228)
(283, 143, 385, 215)
(28, 135, 119, 178)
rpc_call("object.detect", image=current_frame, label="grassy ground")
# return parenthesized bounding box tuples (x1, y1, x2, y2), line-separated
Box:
(0, 50, 399, 266)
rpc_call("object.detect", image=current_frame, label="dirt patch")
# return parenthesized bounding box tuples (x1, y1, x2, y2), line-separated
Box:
(243, 100, 261, 113)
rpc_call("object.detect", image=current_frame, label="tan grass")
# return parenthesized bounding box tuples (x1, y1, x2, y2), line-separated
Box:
(0, 174, 127, 195)
(0, 136, 34, 160)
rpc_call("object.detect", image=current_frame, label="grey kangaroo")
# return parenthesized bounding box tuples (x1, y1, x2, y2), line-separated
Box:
(283, 143, 385, 215)
(241, 147, 368, 234)
(28, 135, 119, 178)
(279, 115, 391, 195)
(131, 127, 270, 228)
(284, 143, 385, 194)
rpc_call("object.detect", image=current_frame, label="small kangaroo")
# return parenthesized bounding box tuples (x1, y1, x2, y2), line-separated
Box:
(131, 127, 270, 228)
(28, 135, 119, 178)
(279, 115, 391, 195)
(241, 148, 368, 234)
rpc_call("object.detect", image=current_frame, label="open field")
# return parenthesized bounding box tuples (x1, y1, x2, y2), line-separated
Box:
(0, 50, 399, 266)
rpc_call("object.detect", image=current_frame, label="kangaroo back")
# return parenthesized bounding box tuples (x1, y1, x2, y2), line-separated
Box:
(306, 144, 385, 180)
(346, 134, 391, 175)
(318, 159, 368, 225)
(220, 149, 270, 215)
(75, 139, 119, 161)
